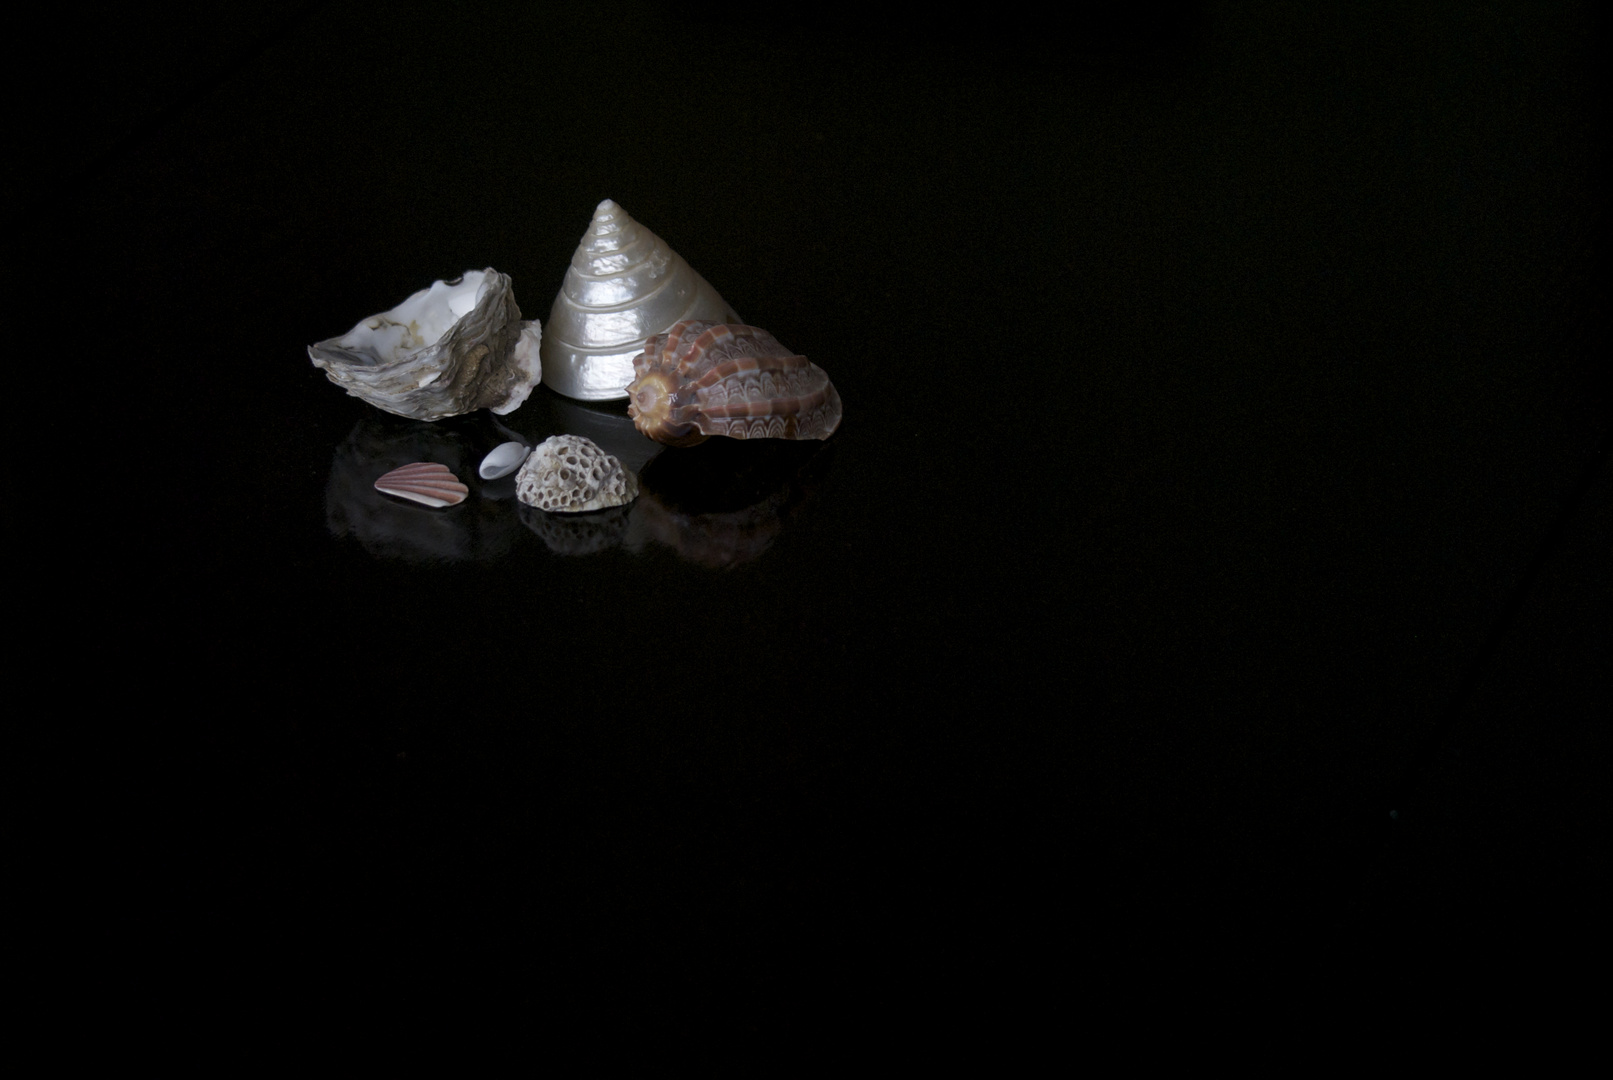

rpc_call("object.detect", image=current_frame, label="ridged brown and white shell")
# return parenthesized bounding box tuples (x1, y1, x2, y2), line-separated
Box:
(626, 322, 842, 447)
(540, 200, 738, 402)
(309, 269, 541, 421)
(515, 435, 640, 513)
(373, 462, 469, 508)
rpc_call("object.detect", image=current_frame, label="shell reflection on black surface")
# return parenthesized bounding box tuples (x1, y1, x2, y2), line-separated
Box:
(625, 322, 842, 447)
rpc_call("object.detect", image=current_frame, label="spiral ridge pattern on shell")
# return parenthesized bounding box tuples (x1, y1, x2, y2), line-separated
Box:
(540, 200, 738, 402)
(626, 322, 842, 447)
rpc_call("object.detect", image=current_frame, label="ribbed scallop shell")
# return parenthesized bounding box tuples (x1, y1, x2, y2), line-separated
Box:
(373, 462, 469, 507)
(626, 322, 842, 447)
(540, 200, 738, 402)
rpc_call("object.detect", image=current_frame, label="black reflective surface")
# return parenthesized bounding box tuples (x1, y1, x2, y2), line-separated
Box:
(44, 1, 1606, 1019)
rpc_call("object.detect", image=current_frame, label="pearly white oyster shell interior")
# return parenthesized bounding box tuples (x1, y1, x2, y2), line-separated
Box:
(309, 269, 542, 421)
(540, 200, 738, 402)
(515, 435, 639, 513)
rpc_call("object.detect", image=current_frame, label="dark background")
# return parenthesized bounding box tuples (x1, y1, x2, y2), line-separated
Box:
(36, 1, 1605, 1018)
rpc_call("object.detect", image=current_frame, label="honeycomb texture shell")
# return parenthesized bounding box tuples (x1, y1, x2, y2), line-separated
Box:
(514, 435, 639, 514)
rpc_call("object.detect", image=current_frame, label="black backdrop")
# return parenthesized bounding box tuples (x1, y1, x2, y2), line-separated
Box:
(36, 1, 1606, 1023)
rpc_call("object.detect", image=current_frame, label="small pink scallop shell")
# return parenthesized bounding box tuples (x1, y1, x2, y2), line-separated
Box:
(373, 462, 468, 508)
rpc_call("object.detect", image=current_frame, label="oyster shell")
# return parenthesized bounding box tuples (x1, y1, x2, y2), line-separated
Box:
(515, 435, 640, 513)
(626, 322, 842, 447)
(309, 269, 541, 421)
(540, 200, 738, 402)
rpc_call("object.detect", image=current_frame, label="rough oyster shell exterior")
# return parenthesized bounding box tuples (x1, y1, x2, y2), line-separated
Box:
(626, 322, 842, 447)
(515, 435, 640, 513)
(309, 269, 541, 421)
(540, 200, 738, 402)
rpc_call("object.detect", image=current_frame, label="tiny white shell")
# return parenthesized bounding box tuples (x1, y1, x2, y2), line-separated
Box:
(479, 441, 530, 480)
(374, 462, 469, 508)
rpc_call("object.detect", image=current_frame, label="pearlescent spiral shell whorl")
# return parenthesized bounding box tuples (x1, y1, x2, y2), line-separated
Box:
(626, 322, 843, 447)
(540, 200, 739, 402)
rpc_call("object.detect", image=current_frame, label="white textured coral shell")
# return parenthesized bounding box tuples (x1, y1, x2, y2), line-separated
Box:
(309, 269, 541, 421)
(515, 435, 640, 513)
(540, 200, 738, 402)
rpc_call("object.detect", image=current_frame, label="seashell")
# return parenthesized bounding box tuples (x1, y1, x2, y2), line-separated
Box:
(515, 435, 640, 513)
(479, 441, 530, 480)
(309, 269, 542, 421)
(540, 200, 738, 402)
(374, 462, 469, 508)
(626, 322, 842, 447)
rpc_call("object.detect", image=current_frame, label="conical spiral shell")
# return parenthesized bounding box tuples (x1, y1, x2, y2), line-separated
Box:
(626, 322, 842, 447)
(540, 200, 738, 402)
